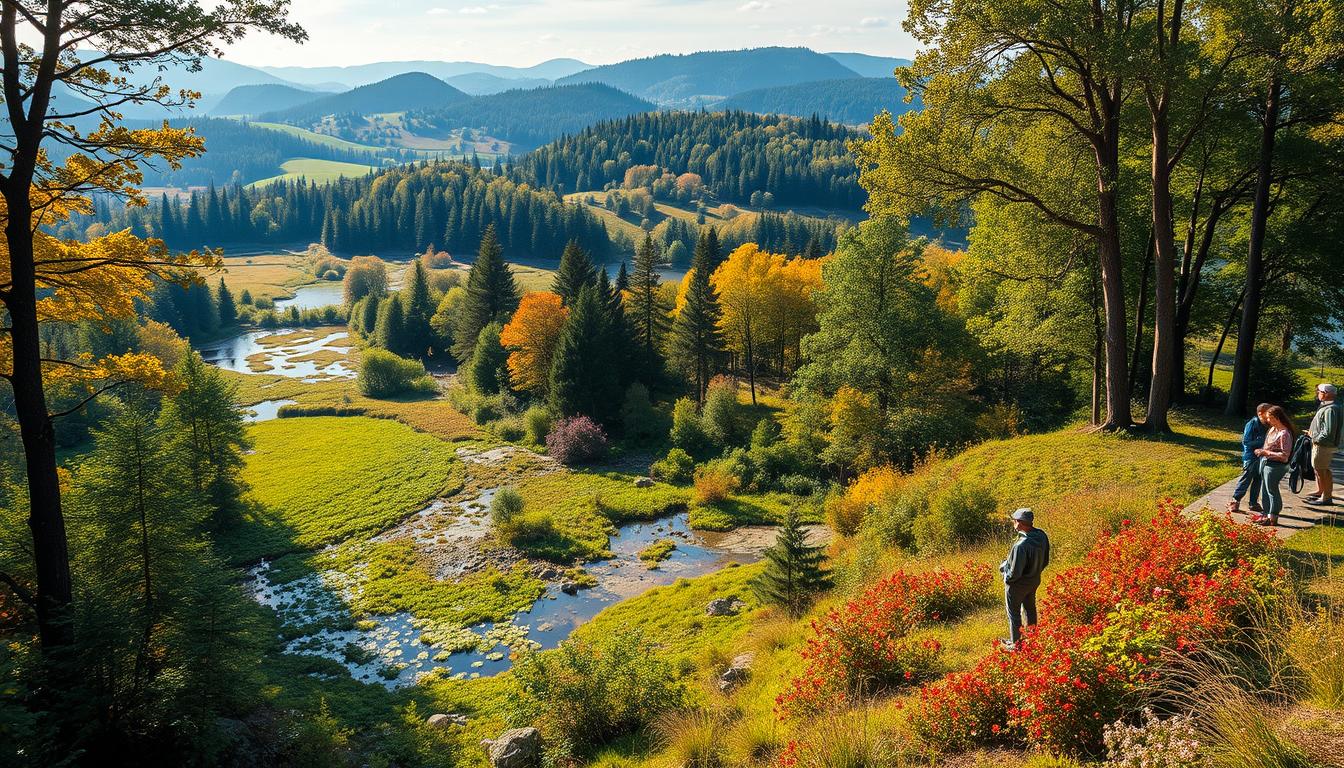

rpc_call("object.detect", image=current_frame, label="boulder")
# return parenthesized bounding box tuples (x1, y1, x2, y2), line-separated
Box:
(486, 727, 541, 768)
(706, 597, 746, 617)
(535, 567, 559, 580)
(560, 581, 579, 595)
(633, 476, 655, 488)
(719, 652, 755, 693)
(426, 713, 468, 729)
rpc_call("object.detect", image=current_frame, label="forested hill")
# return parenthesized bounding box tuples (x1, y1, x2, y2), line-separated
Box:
(61, 160, 612, 259)
(511, 111, 866, 210)
(718, 77, 913, 126)
(260, 72, 470, 124)
(405, 83, 655, 149)
(210, 84, 326, 117)
(556, 47, 859, 106)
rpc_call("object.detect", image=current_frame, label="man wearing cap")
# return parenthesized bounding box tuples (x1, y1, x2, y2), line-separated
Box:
(999, 507, 1050, 650)
(1306, 383, 1341, 507)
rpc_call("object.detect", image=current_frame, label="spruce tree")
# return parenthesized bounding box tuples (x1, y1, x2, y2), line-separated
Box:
(751, 507, 830, 617)
(158, 353, 251, 529)
(628, 233, 668, 381)
(701, 227, 724, 271)
(239, 289, 252, 306)
(549, 285, 621, 425)
(402, 260, 435, 357)
(453, 224, 520, 362)
(375, 293, 408, 355)
(467, 322, 509, 394)
(668, 233, 726, 401)
(553, 240, 597, 306)
(215, 278, 237, 328)
(615, 260, 629, 293)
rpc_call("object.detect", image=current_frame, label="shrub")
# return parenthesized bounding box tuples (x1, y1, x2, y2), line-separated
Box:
(693, 462, 740, 505)
(650, 448, 695, 485)
(912, 481, 996, 554)
(670, 397, 706, 453)
(776, 563, 994, 718)
(702, 376, 743, 447)
(1103, 709, 1205, 768)
(621, 383, 659, 439)
(510, 628, 686, 759)
(523, 406, 552, 445)
(491, 416, 525, 442)
(824, 493, 866, 537)
(545, 416, 608, 465)
(779, 474, 817, 497)
(490, 487, 525, 526)
(358, 349, 437, 398)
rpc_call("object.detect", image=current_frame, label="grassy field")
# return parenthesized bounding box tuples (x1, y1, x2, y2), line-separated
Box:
(248, 158, 381, 188)
(228, 416, 465, 562)
(218, 252, 315, 302)
(249, 121, 392, 155)
(564, 190, 855, 245)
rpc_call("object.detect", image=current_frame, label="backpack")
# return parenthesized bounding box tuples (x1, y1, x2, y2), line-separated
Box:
(1289, 434, 1316, 494)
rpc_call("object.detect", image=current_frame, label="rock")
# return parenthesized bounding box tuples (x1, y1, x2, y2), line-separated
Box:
(560, 581, 579, 595)
(633, 476, 655, 488)
(426, 713, 468, 729)
(718, 652, 755, 693)
(706, 597, 746, 617)
(487, 727, 541, 768)
(535, 567, 559, 580)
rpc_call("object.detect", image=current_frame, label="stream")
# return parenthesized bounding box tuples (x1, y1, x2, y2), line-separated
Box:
(196, 329, 354, 380)
(273, 282, 345, 311)
(247, 509, 806, 689)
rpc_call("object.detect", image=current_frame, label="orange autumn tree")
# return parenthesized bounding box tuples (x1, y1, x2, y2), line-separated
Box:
(499, 291, 569, 394)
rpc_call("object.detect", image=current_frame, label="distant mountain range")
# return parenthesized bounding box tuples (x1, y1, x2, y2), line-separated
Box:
(258, 72, 470, 123)
(255, 58, 593, 89)
(718, 76, 915, 126)
(556, 47, 860, 108)
(406, 83, 656, 148)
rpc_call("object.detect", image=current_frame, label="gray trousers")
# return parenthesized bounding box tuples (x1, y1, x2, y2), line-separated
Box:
(1005, 581, 1039, 644)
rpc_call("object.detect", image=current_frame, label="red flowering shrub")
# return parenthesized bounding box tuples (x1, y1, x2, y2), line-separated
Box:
(776, 562, 994, 718)
(908, 505, 1282, 757)
(545, 415, 608, 464)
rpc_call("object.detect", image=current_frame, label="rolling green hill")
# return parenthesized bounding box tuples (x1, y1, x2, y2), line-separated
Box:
(718, 76, 914, 126)
(260, 72, 470, 125)
(405, 83, 654, 149)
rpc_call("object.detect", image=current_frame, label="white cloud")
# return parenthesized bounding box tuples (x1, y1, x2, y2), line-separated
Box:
(426, 6, 452, 14)
(860, 16, 889, 28)
(737, 0, 772, 11)
(459, 5, 489, 13)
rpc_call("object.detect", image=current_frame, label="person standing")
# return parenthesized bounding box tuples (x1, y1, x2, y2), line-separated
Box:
(1252, 405, 1298, 527)
(999, 507, 1049, 649)
(1305, 383, 1341, 507)
(1228, 403, 1270, 515)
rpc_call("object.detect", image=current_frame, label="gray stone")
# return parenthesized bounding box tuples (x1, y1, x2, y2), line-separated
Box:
(536, 567, 559, 580)
(718, 652, 755, 693)
(706, 597, 745, 616)
(427, 713, 468, 729)
(487, 727, 541, 768)
(560, 581, 579, 595)
(633, 476, 655, 488)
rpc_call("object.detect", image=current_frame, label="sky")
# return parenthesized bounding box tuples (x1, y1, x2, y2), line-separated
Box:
(219, 0, 920, 69)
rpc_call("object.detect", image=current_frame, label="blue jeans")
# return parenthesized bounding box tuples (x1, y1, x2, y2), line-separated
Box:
(1005, 581, 1039, 644)
(1234, 457, 1263, 503)
(1260, 460, 1289, 521)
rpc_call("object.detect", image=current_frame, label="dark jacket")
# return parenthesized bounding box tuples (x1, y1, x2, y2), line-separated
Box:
(1000, 528, 1050, 587)
(1241, 416, 1266, 464)
(1289, 434, 1317, 494)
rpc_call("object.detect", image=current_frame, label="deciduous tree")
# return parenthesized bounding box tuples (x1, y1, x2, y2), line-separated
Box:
(499, 292, 569, 394)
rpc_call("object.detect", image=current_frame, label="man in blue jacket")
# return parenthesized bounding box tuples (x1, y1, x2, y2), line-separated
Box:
(1228, 403, 1268, 514)
(1000, 507, 1049, 650)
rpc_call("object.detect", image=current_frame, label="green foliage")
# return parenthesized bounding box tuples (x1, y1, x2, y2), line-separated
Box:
(669, 397, 706, 454)
(667, 231, 726, 399)
(159, 352, 252, 528)
(466, 322, 510, 395)
(509, 628, 686, 760)
(553, 240, 598, 306)
(620, 383, 659, 439)
(373, 292, 409, 355)
(549, 286, 621, 424)
(523, 405, 553, 444)
(453, 224, 520, 363)
(491, 487, 525, 526)
(638, 537, 678, 566)
(215, 277, 237, 327)
(751, 507, 831, 616)
(701, 378, 743, 448)
(1249, 348, 1307, 408)
(911, 482, 998, 555)
(650, 448, 696, 485)
(357, 348, 436, 398)
(628, 233, 668, 380)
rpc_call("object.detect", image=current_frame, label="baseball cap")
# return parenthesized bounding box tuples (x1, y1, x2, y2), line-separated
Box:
(1318, 383, 1337, 396)
(1010, 508, 1034, 524)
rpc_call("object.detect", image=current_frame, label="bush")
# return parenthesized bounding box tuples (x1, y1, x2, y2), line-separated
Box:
(911, 481, 997, 555)
(702, 376, 743, 447)
(358, 348, 436, 398)
(546, 416, 608, 465)
(693, 462, 739, 505)
(621, 383, 659, 439)
(1249, 348, 1306, 406)
(779, 474, 818, 497)
(670, 397, 706, 453)
(523, 406, 552, 445)
(491, 416, 525, 442)
(490, 487, 525, 526)
(650, 448, 695, 485)
(510, 628, 686, 759)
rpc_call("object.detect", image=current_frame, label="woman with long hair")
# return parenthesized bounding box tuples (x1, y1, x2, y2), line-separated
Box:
(1252, 404, 1298, 527)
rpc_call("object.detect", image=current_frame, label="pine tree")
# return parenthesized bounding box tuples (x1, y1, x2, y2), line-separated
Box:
(702, 227, 724, 271)
(453, 224, 520, 362)
(628, 233, 668, 381)
(402, 260, 435, 357)
(615, 261, 629, 293)
(158, 353, 251, 528)
(751, 507, 830, 617)
(467, 322, 509, 394)
(215, 278, 237, 327)
(668, 233, 726, 401)
(239, 289, 253, 306)
(375, 293, 408, 355)
(552, 240, 597, 306)
(549, 285, 621, 425)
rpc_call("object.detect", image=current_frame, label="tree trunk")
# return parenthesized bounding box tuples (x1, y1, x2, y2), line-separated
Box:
(1128, 233, 1154, 404)
(1226, 74, 1281, 417)
(1146, 112, 1178, 433)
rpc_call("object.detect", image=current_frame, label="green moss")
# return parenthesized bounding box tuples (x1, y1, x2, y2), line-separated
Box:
(637, 538, 678, 566)
(688, 492, 819, 531)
